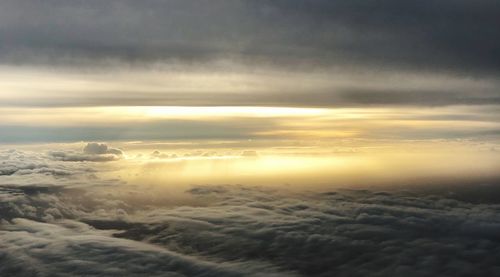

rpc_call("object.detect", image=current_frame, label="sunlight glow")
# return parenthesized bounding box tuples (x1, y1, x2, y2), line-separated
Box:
(135, 106, 329, 118)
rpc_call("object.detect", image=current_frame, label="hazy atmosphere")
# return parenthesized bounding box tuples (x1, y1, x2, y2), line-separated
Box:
(1, 1, 500, 276)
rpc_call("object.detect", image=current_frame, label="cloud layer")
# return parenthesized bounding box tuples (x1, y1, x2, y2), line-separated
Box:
(2, 148, 500, 276)
(0, 0, 499, 76)
(0, 1, 499, 141)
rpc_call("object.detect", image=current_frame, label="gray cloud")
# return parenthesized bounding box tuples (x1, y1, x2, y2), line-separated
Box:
(0, 0, 499, 112)
(113, 186, 500, 276)
(49, 143, 123, 162)
(0, 218, 290, 277)
(150, 151, 177, 159)
(49, 151, 120, 162)
(1, 82, 500, 108)
(0, 148, 120, 193)
(0, 149, 93, 178)
(83, 142, 123, 156)
(0, 0, 499, 77)
(0, 119, 278, 143)
(3, 156, 500, 277)
(259, 0, 500, 75)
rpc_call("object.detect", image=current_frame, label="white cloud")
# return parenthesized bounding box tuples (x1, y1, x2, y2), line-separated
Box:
(0, 218, 290, 277)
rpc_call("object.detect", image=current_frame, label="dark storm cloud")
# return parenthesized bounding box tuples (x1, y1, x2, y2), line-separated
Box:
(0, 0, 499, 76)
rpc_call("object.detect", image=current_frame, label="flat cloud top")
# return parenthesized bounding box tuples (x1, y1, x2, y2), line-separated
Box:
(2, 147, 500, 276)
(3, 181, 500, 276)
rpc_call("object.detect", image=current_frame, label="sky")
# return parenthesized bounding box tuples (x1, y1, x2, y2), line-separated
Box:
(1, 1, 500, 276)
(0, 0, 499, 143)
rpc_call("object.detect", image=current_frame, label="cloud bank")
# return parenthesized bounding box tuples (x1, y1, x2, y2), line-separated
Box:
(0, 1, 499, 112)
(3, 183, 500, 276)
(0, 0, 499, 77)
(2, 147, 500, 276)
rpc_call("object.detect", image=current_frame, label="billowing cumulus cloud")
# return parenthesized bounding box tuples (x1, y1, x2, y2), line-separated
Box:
(150, 150, 177, 159)
(83, 142, 123, 156)
(49, 143, 123, 162)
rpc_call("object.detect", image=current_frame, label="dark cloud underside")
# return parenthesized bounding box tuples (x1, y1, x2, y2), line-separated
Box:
(0, 0, 499, 76)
